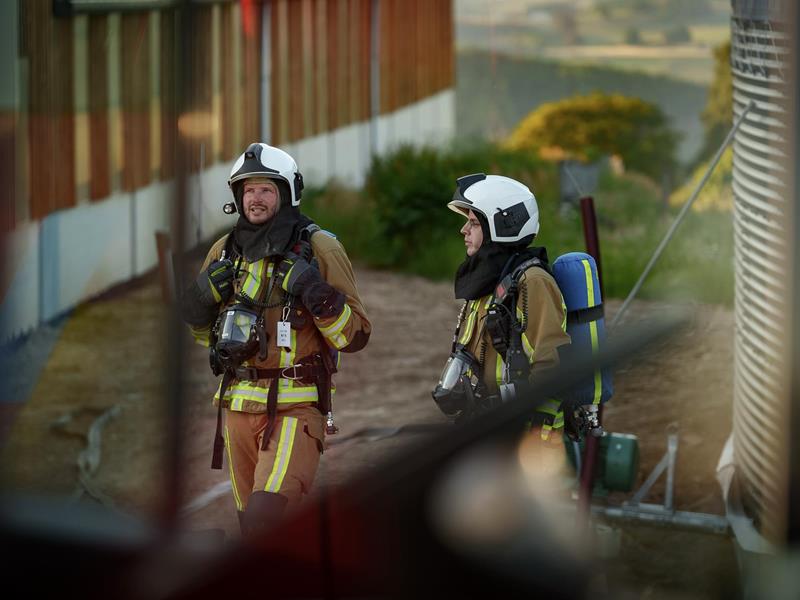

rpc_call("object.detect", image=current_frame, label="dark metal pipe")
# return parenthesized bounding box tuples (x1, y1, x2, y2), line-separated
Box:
(577, 195, 604, 513)
(160, 0, 193, 532)
(579, 196, 604, 300)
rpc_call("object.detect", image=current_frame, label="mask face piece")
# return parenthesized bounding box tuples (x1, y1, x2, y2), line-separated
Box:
(438, 349, 477, 392)
(432, 347, 480, 420)
(215, 304, 261, 366)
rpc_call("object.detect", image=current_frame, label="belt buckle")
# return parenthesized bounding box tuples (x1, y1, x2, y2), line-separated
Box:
(280, 364, 302, 380)
(238, 366, 259, 381)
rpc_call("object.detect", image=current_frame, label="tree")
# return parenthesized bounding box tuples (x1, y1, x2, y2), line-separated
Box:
(696, 40, 732, 163)
(506, 92, 678, 180)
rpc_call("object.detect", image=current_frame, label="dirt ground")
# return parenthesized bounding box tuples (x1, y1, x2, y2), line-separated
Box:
(0, 264, 738, 598)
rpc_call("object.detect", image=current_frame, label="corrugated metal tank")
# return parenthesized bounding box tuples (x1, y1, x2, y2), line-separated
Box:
(730, 0, 791, 539)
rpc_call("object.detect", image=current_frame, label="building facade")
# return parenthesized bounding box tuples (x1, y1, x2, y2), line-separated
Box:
(0, 0, 455, 341)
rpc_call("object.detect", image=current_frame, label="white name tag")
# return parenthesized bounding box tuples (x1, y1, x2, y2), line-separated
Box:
(277, 321, 292, 348)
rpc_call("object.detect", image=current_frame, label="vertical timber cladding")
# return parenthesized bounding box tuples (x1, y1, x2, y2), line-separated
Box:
(378, 0, 454, 115)
(730, 0, 792, 540)
(26, 0, 76, 219)
(88, 15, 111, 200)
(121, 13, 151, 191)
(268, 0, 453, 144)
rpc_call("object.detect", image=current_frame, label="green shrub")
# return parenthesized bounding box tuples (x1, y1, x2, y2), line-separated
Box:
(363, 142, 559, 269)
(506, 92, 679, 180)
(307, 143, 734, 306)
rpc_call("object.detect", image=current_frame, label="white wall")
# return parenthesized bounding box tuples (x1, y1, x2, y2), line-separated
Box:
(0, 88, 455, 343)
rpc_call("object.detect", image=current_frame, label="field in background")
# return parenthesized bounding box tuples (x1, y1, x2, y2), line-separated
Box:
(455, 51, 709, 163)
(304, 157, 734, 306)
(456, 0, 729, 85)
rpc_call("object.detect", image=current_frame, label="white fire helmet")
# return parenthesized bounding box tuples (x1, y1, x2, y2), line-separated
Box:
(447, 173, 540, 243)
(225, 143, 305, 214)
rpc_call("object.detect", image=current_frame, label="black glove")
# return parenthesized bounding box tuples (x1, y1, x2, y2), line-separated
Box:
(180, 259, 235, 327)
(475, 393, 502, 414)
(276, 252, 345, 318)
(198, 259, 235, 306)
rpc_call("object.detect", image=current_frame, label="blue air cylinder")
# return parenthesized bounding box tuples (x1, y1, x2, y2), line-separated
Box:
(552, 252, 613, 405)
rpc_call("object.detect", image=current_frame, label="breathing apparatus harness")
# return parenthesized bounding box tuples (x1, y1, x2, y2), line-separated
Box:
(432, 254, 537, 422)
(207, 222, 339, 470)
(435, 253, 582, 433)
(484, 254, 607, 438)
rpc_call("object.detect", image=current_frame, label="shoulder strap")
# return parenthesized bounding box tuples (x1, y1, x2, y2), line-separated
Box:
(299, 222, 321, 241)
(510, 256, 549, 281)
(221, 228, 238, 261)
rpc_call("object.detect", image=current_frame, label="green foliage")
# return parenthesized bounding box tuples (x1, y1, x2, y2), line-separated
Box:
(696, 40, 732, 164)
(506, 92, 679, 180)
(306, 144, 733, 306)
(669, 147, 732, 212)
(456, 51, 709, 161)
(362, 142, 558, 270)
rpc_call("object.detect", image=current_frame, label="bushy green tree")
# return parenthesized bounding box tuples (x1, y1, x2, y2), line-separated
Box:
(696, 40, 732, 163)
(506, 92, 678, 180)
(363, 143, 557, 267)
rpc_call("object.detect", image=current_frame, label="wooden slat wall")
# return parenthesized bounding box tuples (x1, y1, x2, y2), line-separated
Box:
(121, 13, 150, 190)
(26, 0, 75, 220)
(378, 0, 453, 115)
(242, 4, 261, 147)
(220, 4, 235, 159)
(159, 10, 176, 181)
(87, 16, 110, 201)
(16, 0, 453, 224)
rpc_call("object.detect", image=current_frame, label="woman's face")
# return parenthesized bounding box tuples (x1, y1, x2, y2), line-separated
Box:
(460, 210, 484, 257)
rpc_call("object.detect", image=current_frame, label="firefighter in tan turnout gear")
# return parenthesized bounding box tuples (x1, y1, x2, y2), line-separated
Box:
(432, 174, 570, 441)
(181, 143, 371, 537)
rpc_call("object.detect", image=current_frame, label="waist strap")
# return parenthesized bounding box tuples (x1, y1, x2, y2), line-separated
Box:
(234, 362, 327, 382)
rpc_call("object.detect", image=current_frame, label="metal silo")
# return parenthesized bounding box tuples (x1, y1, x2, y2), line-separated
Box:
(730, 0, 792, 542)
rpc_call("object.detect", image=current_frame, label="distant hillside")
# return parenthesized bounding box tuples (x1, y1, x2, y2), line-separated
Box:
(456, 50, 709, 165)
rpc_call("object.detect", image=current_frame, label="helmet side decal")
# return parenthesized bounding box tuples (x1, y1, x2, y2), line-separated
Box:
(492, 202, 530, 238)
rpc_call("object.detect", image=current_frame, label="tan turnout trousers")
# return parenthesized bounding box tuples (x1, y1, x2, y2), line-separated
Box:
(224, 403, 326, 510)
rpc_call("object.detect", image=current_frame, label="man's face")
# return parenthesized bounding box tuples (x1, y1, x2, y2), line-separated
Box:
(242, 179, 280, 225)
(460, 210, 484, 257)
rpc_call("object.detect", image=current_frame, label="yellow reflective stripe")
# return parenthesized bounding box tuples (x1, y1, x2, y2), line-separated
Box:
(319, 305, 352, 348)
(535, 398, 562, 417)
(495, 353, 504, 385)
(282, 262, 297, 290)
(224, 425, 243, 511)
(581, 259, 602, 406)
(242, 259, 265, 298)
(458, 301, 479, 345)
(210, 282, 222, 303)
(513, 302, 535, 361)
(264, 417, 298, 493)
(520, 331, 534, 362)
(191, 326, 211, 347)
(219, 384, 320, 406)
